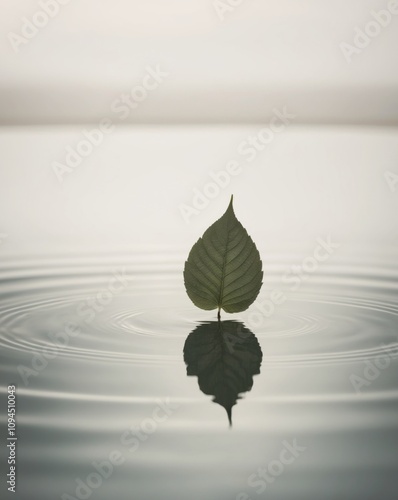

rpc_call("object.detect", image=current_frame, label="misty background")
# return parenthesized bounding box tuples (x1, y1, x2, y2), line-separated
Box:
(1, 0, 398, 124)
(0, 0, 397, 256)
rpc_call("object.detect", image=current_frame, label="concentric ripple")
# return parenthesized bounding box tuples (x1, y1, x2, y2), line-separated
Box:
(0, 254, 397, 370)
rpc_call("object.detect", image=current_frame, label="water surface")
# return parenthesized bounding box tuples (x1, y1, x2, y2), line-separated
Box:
(1, 248, 397, 500)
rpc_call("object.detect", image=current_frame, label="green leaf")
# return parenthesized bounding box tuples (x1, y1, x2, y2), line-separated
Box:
(183, 320, 263, 426)
(183, 195, 263, 314)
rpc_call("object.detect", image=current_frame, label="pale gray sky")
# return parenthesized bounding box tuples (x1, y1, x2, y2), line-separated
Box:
(1, 0, 398, 124)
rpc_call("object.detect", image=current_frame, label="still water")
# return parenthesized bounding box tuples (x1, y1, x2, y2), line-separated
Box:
(1, 248, 397, 500)
(0, 125, 397, 499)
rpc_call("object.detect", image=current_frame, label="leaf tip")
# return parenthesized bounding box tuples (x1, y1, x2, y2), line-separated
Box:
(227, 406, 232, 427)
(226, 194, 234, 215)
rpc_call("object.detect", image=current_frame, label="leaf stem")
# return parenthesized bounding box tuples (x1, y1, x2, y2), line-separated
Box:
(217, 308, 221, 321)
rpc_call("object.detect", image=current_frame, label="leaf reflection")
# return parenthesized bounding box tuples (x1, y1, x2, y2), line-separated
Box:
(183, 320, 262, 426)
